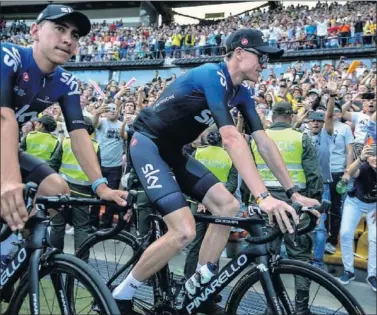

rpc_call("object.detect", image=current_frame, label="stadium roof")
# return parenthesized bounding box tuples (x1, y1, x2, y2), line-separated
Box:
(1, 1, 262, 16)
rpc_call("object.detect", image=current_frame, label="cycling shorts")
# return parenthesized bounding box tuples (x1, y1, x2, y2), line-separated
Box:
(19, 150, 56, 185)
(129, 131, 219, 216)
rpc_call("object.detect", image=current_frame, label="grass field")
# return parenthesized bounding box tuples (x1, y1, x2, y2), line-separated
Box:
(1, 277, 98, 314)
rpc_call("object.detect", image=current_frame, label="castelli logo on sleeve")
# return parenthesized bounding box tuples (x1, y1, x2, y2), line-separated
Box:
(131, 138, 137, 146)
(241, 38, 248, 45)
(23, 72, 29, 82)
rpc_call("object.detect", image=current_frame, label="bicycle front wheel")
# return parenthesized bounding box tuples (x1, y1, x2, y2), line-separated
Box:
(226, 259, 365, 315)
(75, 230, 139, 289)
(10, 253, 120, 315)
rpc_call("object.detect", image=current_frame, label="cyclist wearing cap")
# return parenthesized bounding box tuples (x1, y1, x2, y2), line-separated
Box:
(1, 4, 127, 232)
(112, 28, 320, 314)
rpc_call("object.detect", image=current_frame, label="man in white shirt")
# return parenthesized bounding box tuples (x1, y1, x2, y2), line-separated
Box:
(315, 16, 329, 48)
(269, 22, 282, 48)
(342, 98, 376, 159)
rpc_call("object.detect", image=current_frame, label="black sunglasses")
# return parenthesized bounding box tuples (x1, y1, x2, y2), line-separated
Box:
(242, 48, 269, 65)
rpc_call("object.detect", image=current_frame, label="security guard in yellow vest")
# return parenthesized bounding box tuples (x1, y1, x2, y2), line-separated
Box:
(184, 130, 238, 279)
(250, 101, 323, 313)
(19, 114, 59, 163)
(49, 116, 100, 259)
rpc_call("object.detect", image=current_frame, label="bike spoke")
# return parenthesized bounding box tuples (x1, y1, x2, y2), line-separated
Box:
(40, 280, 53, 314)
(309, 282, 321, 310)
(102, 241, 111, 280)
(76, 300, 93, 314)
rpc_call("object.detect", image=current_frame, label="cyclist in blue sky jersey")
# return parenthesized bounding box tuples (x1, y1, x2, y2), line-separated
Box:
(112, 28, 321, 314)
(1, 4, 127, 232)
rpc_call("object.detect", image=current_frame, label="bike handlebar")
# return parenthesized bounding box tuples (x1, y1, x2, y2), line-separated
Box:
(0, 182, 137, 242)
(245, 200, 331, 244)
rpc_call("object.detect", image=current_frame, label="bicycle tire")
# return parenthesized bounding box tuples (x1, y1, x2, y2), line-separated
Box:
(75, 230, 139, 288)
(225, 259, 365, 315)
(9, 253, 120, 315)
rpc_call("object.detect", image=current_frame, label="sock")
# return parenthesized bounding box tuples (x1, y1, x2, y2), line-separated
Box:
(112, 272, 143, 300)
(196, 263, 203, 272)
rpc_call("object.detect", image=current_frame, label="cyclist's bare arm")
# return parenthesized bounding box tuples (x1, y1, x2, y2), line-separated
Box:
(0, 107, 28, 230)
(219, 125, 269, 198)
(219, 125, 298, 232)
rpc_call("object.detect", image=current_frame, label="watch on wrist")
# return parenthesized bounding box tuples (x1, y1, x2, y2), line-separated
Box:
(286, 185, 300, 199)
(256, 192, 271, 205)
(330, 94, 337, 97)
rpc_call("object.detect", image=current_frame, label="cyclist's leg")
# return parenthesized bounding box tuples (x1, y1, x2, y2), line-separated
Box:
(20, 150, 70, 249)
(20, 150, 70, 197)
(171, 153, 240, 267)
(118, 132, 196, 285)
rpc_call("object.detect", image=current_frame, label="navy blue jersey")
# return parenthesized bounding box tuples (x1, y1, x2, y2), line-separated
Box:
(133, 62, 263, 146)
(1, 42, 85, 132)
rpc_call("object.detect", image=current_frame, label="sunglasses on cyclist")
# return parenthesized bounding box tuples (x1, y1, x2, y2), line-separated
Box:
(242, 48, 269, 65)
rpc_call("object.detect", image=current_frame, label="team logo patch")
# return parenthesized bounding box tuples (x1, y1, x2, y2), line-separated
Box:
(241, 38, 248, 45)
(23, 72, 29, 82)
(131, 138, 137, 147)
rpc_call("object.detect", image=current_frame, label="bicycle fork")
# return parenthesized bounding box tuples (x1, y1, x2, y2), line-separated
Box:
(28, 248, 43, 315)
(256, 255, 286, 315)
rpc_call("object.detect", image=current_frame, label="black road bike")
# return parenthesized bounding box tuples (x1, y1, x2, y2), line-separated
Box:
(0, 182, 136, 315)
(74, 198, 366, 315)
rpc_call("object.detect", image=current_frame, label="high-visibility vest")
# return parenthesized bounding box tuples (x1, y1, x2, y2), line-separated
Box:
(59, 137, 99, 186)
(25, 131, 59, 161)
(195, 146, 232, 183)
(251, 128, 307, 189)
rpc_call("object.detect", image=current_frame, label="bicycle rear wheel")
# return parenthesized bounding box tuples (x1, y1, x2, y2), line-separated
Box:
(9, 253, 120, 315)
(226, 259, 365, 315)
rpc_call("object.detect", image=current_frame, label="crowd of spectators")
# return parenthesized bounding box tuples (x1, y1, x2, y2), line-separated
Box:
(1, 1, 376, 61)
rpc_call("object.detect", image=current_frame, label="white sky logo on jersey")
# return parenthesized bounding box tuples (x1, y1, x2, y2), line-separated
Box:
(194, 109, 214, 126)
(217, 70, 227, 90)
(2, 46, 22, 72)
(60, 72, 80, 95)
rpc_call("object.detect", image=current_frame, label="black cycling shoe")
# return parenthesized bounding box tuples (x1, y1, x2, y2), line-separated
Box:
(115, 299, 139, 315)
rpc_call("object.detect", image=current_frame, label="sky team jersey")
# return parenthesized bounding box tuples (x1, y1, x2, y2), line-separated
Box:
(1, 42, 85, 132)
(133, 62, 263, 146)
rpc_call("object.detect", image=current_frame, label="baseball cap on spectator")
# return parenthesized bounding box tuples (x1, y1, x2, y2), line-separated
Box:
(309, 111, 325, 122)
(308, 89, 320, 96)
(225, 28, 284, 57)
(36, 4, 91, 37)
(272, 101, 293, 115)
(37, 114, 57, 132)
(292, 85, 302, 92)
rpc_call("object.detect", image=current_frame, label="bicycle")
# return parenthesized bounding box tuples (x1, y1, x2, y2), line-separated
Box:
(0, 181, 136, 315)
(74, 198, 366, 315)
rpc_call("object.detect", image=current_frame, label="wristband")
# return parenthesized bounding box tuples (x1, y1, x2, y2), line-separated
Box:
(92, 177, 108, 194)
(330, 94, 337, 97)
(358, 156, 366, 163)
(285, 185, 300, 199)
(256, 192, 271, 205)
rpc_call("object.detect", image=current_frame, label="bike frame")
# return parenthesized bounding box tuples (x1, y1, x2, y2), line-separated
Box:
(0, 204, 68, 315)
(105, 213, 291, 315)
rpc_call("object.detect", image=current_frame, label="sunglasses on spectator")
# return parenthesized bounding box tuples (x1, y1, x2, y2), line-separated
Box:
(242, 48, 269, 65)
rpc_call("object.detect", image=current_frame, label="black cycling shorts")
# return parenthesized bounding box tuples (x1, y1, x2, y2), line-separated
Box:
(19, 150, 56, 185)
(129, 132, 219, 216)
